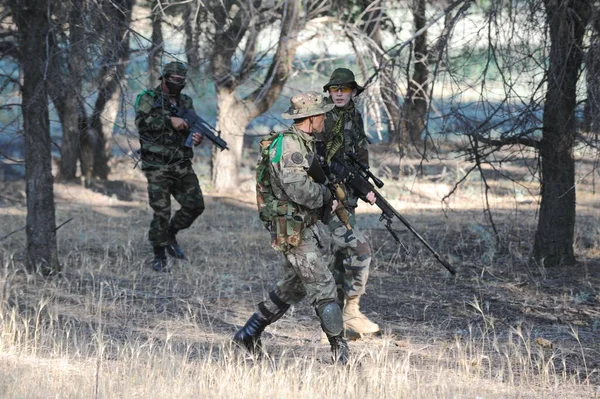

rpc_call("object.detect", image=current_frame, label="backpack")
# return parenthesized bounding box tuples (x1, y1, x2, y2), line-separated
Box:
(256, 132, 308, 251)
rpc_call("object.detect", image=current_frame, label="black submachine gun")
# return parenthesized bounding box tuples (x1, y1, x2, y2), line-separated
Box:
(153, 96, 229, 151)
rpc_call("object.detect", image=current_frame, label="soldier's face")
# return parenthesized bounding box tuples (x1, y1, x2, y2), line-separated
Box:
(163, 74, 186, 96)
(328, 85, 356, 108)
(311, 114, 325, 133)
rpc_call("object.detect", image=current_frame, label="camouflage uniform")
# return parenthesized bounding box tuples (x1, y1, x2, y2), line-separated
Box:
(134, 62, 204, 258)
(322, 106, 371, 299)
(258, 125, 337, 311)
(322, 68, 379, 334)
(142, 163, 204, 247)
(234, 92, 350, 364)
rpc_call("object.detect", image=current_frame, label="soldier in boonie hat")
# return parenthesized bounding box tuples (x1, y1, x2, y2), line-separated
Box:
(281, 91, 335, 120)
(322, 68, 364, 95)
(233, 90, 352, 365)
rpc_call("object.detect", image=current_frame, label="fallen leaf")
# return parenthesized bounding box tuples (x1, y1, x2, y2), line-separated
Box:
(535, 337, 553, 349)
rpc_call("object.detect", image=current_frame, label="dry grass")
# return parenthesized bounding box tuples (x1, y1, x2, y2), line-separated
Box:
(0, 152, 598, 398)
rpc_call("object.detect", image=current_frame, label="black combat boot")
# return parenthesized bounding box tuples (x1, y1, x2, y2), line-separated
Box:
(233, 292, 290, 357)
(233, 313, 270, 356)
(166, 228, 185, 259)
(328, 334, 350, 365)
(152, 246, 169, 272)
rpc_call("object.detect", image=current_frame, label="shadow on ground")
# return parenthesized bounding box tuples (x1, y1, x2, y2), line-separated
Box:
(0, 176, 599, 385)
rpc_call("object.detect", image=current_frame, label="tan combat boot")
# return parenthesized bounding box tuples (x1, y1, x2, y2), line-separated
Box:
(343, 296, 380, 334)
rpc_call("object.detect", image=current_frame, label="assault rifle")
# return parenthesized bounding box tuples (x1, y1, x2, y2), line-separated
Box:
(306, 153, 353, 230)
(153, 97, 229, 151)
(332, 153, 457, 275)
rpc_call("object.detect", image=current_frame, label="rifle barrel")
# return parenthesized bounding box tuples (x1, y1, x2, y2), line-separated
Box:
(373, 188, 457, 275)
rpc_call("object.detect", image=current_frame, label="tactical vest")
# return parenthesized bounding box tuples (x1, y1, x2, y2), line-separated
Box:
(256, 131, 315, 252)
(135, 89, 193, 170)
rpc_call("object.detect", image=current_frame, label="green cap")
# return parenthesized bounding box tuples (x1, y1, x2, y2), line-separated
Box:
(159, 61, 188, 79)
(281, 92, 335, 120)
(322, 68, 364, 95)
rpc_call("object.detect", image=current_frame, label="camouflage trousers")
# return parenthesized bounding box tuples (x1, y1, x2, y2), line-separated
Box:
(327, 214, 372, 299)
(144, 161, 205, 248)
(257, 225, 338, 318)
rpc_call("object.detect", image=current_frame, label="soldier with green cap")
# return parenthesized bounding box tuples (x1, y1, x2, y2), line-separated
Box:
(320, 68, 380, 337)
(134, 61, 205, 272)
(233, 91, 350, 365)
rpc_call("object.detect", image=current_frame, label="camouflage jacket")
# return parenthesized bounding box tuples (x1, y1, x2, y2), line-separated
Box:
(256, 125, 332, 251)
(268, 125, 331, 215)
(323, 101, 369, 208)
(135, 86, 194, 171)
(323, 101, 369, 165)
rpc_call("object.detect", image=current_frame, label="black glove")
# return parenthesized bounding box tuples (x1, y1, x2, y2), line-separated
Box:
(320, 185, 334, 224)
(328, 159, 350, 183)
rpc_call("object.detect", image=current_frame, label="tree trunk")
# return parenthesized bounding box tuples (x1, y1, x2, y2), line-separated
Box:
(361, 0, 402, 146)
(184, 2, 201, 75)
(79, 107, 97, 184)
(148, 0, 163, 84)
(97, 87, 122, 165)
(584, 10, 600, 134)
(533, 0, 591, 266)
(211, 89, 253, 190)
(380, 62, 402, 146)
(11, 0, 60, 274)
(209, 0, 302, 192)
(401, 0, 428, 152)
(89, 0, 133, 179)
(55, 93, 81, 181)
(585, 41, 600, 134)
(57, 0, 86, 181)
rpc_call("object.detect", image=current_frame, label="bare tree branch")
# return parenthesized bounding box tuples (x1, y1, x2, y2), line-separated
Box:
(469, 130, 541, 149)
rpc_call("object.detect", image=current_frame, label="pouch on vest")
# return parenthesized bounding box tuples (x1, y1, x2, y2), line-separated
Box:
(270, 203, 305, 251)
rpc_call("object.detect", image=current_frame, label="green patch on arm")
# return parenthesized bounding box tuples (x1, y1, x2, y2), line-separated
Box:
(135, 90, 156, 114)
(269, 133, 284, 163)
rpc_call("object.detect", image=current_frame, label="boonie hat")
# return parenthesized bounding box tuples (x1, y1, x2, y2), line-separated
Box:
(281, 92, 335, 120)
(322, 68, 364, 95)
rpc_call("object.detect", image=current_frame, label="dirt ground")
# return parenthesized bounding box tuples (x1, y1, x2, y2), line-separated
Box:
(1, 154, 599, 396)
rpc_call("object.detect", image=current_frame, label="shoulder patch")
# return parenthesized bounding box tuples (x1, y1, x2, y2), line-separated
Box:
(291, 152, 304, 165)
(135, 91, 157, 114)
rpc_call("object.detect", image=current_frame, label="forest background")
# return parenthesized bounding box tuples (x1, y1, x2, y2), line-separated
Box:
(0, 0, 599, 397)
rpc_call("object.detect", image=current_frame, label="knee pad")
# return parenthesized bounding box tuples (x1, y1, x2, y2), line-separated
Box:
(315, 300, 343, 336)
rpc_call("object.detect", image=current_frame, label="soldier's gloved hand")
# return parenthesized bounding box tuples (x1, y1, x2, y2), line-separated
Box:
(320, 187, 334, 224)
(170, 116, 189, 131)
(328, 159, 350, 183)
